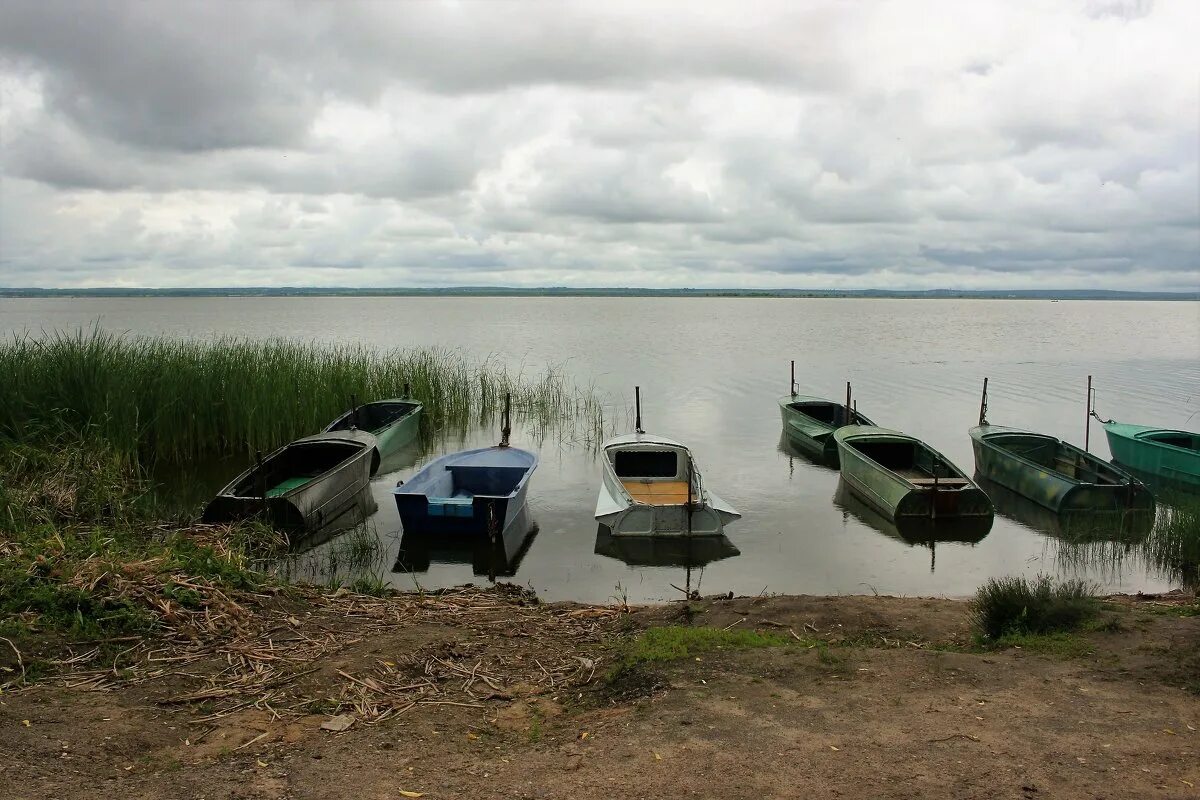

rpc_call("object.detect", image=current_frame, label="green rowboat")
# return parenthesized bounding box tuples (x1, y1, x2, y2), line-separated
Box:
(324, 397, 422, 473)
(976, 476, 1153, 544)
(970, 424, 1152, 513)
(778, 395, 875, 466)
(1102, 422, 1200, 489)
(834, 425, 992, 521)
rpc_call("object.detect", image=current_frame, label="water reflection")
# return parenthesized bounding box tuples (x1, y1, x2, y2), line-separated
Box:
(834, 479, 993, 572)
(777, 432, 838, 472)
(593, 525, 740, 568)
(393, 506, 539, 580)
(978, 476, 1154, 544)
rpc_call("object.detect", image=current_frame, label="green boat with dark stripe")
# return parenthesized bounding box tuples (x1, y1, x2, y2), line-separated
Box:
(834, 426, 992, 521)
(971, 424, 1153, 513)
(779, 395, 874, 466)
(1103, 422, 1200, 489)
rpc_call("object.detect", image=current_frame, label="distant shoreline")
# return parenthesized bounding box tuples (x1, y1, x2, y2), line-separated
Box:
(1, 287, 1195, 300)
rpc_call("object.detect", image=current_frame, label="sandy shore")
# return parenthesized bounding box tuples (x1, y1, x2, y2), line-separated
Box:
(1, 589, 1197, 800)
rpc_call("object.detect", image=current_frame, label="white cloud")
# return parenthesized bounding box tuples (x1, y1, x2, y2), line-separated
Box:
(0, 0, 1196, 290)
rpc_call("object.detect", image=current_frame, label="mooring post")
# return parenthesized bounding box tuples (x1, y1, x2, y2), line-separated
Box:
(500, 393, 511, 447)
(350, 393, 359, 429)
(1085, 375, 1092, 452)
(635, 386, 644, 434)
(978, 377, 989, 426)
(403, 382, 411, 398)
(845, 382, 852, 426)
(790, 360, 796, 397)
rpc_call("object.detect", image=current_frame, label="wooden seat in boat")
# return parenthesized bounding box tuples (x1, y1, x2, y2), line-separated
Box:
(622, 480, 691, 505)
(908, 477, 971, 488)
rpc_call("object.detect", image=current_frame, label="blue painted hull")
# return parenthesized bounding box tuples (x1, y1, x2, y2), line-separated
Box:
(393, 446, 537, 538)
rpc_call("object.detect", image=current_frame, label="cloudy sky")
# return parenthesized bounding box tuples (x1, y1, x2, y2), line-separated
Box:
(0, 0, 1196, 290)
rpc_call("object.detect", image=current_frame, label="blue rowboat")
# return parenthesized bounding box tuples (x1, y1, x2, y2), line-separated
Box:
(393, 446, 537, 537)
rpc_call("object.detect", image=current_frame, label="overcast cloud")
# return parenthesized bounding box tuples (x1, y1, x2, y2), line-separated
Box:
(0, 0, 1196, 290)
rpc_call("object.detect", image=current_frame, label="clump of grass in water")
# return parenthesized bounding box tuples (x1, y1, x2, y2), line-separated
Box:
(970, 575, 1098, 641)
(1142, 492, 1200, 589)
(0, 326, 611, 467)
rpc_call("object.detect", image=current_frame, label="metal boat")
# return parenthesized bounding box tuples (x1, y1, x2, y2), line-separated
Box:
(1102, 421, 1200, 489)
(971, 379, 1152, 512)
(201, 431, 378, 533)
(834, 425, 992, 521)
(594, 388, 739, 536)
(324, 393, 422, 475)
(392, 396, 536, 538)
(778, 362, 874, 466)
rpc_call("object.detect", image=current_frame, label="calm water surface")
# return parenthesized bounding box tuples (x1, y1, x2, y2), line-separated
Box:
(4, 297, 1198, 602)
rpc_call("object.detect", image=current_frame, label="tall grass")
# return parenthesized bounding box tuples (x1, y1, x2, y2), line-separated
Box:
(0, 327, 608, 466)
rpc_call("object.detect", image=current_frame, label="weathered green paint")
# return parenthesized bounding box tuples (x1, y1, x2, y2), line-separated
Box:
(971, 424, 1153, 513)
(778, 395, 874, 466)
(834, 425, 992, 521)
(370, 402, 422, 456)
(834, 479, 993, 546)
(1103, 422, 1200, 489)
(324, 398, 422, 470)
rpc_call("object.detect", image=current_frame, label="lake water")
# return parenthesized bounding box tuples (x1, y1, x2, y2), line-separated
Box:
(4, 297, 1198, 602)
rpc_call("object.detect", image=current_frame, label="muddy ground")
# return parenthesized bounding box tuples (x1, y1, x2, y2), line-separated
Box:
(1, 589, 1197, 800)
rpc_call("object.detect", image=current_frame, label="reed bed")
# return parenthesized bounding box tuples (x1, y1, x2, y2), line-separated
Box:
(0, 327, 610, 466)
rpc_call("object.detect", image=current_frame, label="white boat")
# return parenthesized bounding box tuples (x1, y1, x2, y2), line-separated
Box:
(594, 431, 740, 536)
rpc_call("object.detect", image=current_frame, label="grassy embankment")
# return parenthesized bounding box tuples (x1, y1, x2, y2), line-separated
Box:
(0, 328, 608, 668)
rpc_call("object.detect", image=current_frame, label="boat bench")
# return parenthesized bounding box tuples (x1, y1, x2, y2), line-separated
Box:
(446, 464, 528, 496)
(908, 478, 971, 488)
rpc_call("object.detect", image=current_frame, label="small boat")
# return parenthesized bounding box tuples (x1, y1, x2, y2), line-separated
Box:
(778, 363, 874, 466)
(970, 379, 1152, 512)
(324, 392, 422, 474)
(834, 425, 992, 521)
(1101, 421, 1200, 489)
(202, 431, 378, 533)
(593, 524, 741, 568)
(393, 396, 537, 538)
(595, 387, 740, 536)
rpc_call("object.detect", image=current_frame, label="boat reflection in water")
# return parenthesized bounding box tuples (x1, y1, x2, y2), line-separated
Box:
(393, 505, 538, 581)
(778, 432, 838, 475)
(977, 476, 1154, 545)
(833, 479, 993, 572)
(593, 524, 740, 568)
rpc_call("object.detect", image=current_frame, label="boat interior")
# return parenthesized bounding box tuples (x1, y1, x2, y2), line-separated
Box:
(787, 401, 870, 427)
(988, 432, 1128, 484)
(1143, 430, 1200, 452)
(406, 462, 530, 500)
(610, 447, 695, 506)
(328, 400, 419, 433)
(231, 439, 363, 498)
(846, 439, 971, 488)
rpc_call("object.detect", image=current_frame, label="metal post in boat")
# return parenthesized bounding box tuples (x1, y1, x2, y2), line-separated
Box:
(931, 457, 939, 520)
(978, 377, 989, 426)
(403, 382, 411, 399)
(350, 394, 360, 429)
(500, 393, 511, 448)
(255, 449, 267, 506)
(1084, 375, 1093, 452)
(790, 360, 796, 397)
(845, 382, 852, 426)
(635, 386, 644, 434)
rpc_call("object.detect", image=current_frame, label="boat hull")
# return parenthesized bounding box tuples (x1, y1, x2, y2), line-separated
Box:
(778, 396, 874, 466)
(393, 447, 537, 538)
(835, 426, 992, 522)
(971, 425, 1153, 513)
(202, 433, 377, 533)
(1104, 423, 1200, 489)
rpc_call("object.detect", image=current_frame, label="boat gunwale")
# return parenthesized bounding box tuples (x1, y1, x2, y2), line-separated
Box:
(1106, 422, 1200, 455)
(323, 398, 422, 437)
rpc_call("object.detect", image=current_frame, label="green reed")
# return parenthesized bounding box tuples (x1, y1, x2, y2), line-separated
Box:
(0, 327, 609, 467)
(1143, 493, 1200, 588)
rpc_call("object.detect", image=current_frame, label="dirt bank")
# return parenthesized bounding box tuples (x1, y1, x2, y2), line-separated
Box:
(1, 589, 1197, 800)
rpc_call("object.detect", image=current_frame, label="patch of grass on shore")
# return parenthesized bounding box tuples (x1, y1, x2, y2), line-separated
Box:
(970, 575, 1099, 642)
(618, 625, 799, 668)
